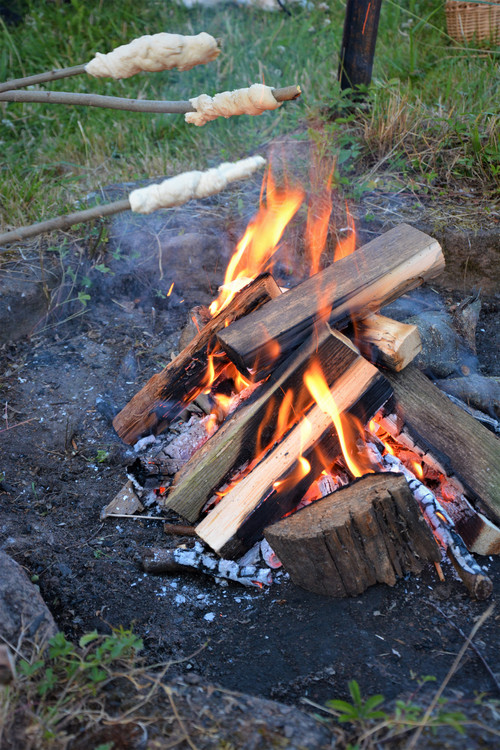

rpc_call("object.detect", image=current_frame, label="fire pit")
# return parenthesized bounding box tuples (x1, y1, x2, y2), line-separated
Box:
(99, 163, 500, 607)
(1, 149, 499, 721)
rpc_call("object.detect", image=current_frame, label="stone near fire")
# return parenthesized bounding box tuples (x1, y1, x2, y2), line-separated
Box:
(0, 551, 58, 647)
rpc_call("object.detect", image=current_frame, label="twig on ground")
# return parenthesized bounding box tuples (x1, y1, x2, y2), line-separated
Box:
(0, 418, 37, 433)
(406, 604, 495, 750)
(165, 685, 199, 750)
(427, 601, 500, 694)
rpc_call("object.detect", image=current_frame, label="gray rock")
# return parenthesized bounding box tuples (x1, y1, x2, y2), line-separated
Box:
(435, 374, 500, 419)
(0, 551, 58, 647)
(406, 310, 478, 378)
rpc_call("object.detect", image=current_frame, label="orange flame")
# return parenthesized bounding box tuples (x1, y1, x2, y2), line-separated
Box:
(334, 204, 356, 262)
(273, 417, 312, 492)
(305, 168, 334, 276)
(304, 360, 373, 478)
(167, 281, 175, 296)
(209, 168, 304, 316)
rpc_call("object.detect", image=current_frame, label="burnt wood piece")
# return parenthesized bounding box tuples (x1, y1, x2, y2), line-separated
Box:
(164, 327, 361, 522)
(367, 443, 493, 600)
(356, 314, 422, 372)
(373, 412, 500, 555)
(140, 541, 272, 588)
(385, 366, 500, 524)
(100, 479, 143, 520)
(217, 224, 444, 380)
(196, 351, 392, 558)
(264, 473, 441, 597)
(112, 273, 282, 445)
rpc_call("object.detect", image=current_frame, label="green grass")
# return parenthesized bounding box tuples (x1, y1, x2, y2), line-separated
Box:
(0, 0, 498, 233)
(2, 631, 498, 749)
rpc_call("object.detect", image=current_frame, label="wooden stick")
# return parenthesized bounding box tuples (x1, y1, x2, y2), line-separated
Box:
(0, 199, 131, 248)
(164, 326, 362, 522)
(196, 351, 392, 558)
(0, 64, 86, 93)
(0, 154, 267, 248)
(264, 473, 441, 597)
(355, 314, 422, 372)
(0, 85, 300, 111)
(217, 224, 445, 380)
(113, 273, 282, 445)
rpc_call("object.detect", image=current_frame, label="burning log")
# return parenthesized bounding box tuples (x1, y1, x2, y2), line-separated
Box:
(366, 442, 493, 600)
(264, 473, 441, 597)
(196, 347, 392, 558)
(371, 412, 500, 555)
(164, 326, 364, 522)
(140, 541, 273, 588)
(217, 224, 445, 380)
(384, 366, 500, 523)
(113, 273, 281, 444)
(356, 314, 422, 372)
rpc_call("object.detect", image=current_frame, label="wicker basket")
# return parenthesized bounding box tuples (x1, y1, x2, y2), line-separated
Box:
(445, 1, 500, 43)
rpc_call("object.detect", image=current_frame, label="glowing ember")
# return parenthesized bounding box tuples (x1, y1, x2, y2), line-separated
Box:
(412, 461, 424, 480)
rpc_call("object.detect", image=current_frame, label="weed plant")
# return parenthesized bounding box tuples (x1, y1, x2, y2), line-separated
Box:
(1, 631, 498, 749)
(0, 0, 498, 234)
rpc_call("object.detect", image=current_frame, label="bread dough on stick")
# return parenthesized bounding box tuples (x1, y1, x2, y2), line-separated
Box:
(129, 156, 266, 214)
(85, 32, 220, 79)
(186, 83, 281, 126)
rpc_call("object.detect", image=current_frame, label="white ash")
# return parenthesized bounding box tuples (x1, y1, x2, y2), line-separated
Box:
(239, 539, 282, 570)
(171, 541, 274, 588)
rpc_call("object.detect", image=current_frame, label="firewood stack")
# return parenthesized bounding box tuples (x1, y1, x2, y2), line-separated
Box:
(109, 224, 500, 600)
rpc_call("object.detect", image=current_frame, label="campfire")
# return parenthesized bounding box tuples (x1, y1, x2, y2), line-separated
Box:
(104, 164, 500, 602)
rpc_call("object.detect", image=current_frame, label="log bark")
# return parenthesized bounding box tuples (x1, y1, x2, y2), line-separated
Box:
(196, 350, 392, 558)
(164, 326, 362, 522)
(217, 224, 444, 380)
(356, 314, 422, 371)
(264, 473, 441, 597)
(385, 366, 500, 523)
(113, 273, 281, 444)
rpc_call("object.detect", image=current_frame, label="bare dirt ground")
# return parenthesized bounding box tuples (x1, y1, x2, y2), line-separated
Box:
(1, 165, 499, 747)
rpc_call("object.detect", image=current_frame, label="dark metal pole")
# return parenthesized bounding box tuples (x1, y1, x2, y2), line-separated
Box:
(338, 0, 383, 94)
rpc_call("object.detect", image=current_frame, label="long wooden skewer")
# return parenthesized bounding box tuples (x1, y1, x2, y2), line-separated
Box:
(0, 64, 86, 93)
(0, 85, 301, 113)
(0, 155, 267, 247)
